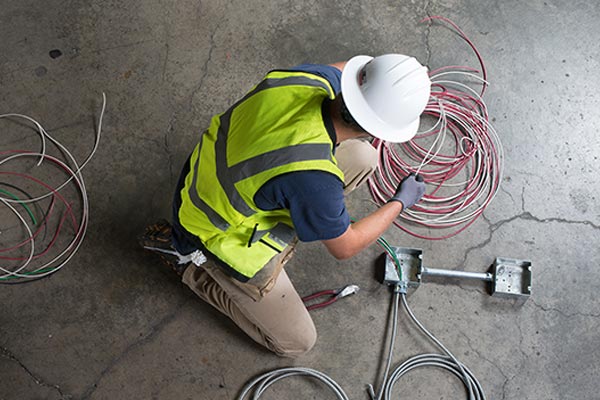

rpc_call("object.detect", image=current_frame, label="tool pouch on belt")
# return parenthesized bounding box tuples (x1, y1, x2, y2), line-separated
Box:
(231, 237, 298, 301)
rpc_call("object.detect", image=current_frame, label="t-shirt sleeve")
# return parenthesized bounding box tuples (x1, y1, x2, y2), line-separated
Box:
(286, 64, 342, 95)
(254, 171, 350, 242)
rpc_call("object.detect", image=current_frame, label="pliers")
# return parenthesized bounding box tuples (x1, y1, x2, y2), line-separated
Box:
(301, 284, 360, 311)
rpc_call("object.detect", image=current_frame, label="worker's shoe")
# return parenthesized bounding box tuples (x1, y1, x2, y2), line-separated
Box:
(138, 219, 187, 277)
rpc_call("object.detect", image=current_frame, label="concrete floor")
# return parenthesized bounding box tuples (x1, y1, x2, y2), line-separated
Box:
(1, 0, 599, 399)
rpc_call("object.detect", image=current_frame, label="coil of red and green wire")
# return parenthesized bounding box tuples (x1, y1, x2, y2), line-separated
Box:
(0, 93, 106, 283)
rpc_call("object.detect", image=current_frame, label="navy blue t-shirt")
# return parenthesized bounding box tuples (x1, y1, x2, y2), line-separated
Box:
(253, 64, 349, 241)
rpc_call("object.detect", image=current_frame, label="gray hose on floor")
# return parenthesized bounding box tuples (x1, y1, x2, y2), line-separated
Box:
(237, 287, 486, 400)
(377, 293, 486, 400)
(236, 367, 350, 400)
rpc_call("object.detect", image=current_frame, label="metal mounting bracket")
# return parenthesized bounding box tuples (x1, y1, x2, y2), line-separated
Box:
(383, 247, 532, 299)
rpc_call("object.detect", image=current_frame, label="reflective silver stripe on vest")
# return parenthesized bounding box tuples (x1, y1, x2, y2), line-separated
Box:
(249, 228, 269, 244)
(267, 223, 296, 248)
(249, 223, 296, 248)
(228, 143, 333, 183)
(213, 76, 333, 217)
(187, 132, 230, 231)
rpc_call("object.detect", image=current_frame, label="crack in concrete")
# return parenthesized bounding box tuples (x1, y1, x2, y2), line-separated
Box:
(518, 212, 600, 230)
(220, 373, 232, 398)
(46, 120, 90, 133)
(164, 112, 177, 181)
(529, 299, 600, 319)
(501, 374, 516, 400)
(453, 213, 494, 271)
(458, 330, 509, 397)
(79, 300, 188, 399)
(162, 42, 170, 83)
(500, 185, 516, 205)
(513, 170, 542, 180)
(0, 345, 71, 399)
(454, 210, 599, 270)
(188, 17, 221, 111)
(1, 118, 89, 149)
(515, 313, 529, 360)
(159, 0, 171, 83)
(422, 0, 433, 67)
(459, 331, 505, 375)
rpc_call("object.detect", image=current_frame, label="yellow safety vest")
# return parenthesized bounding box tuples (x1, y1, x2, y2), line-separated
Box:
(178, 70, 345, 281)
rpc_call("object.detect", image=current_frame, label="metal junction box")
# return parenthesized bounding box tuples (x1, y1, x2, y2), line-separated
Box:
(384, 247, 422, 292)
(491, 257, 532, 298)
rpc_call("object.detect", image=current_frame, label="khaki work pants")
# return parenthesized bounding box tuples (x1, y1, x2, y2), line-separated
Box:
(182, 139, 378, 357)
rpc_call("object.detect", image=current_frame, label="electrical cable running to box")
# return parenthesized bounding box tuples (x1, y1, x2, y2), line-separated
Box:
(237, 234, 489, 400)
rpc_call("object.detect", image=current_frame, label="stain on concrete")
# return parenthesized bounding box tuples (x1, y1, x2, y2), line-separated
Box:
(49, 49, 63, 59)
(569, 188, 589, 213)
(34, 66, 47, 76)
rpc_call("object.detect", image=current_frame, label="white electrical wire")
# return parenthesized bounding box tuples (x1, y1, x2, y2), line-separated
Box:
(0, 153, 87, 279)
(0, 93, 106, 282)
(0, 197, 35, 277)
(0, 92, 106, 204)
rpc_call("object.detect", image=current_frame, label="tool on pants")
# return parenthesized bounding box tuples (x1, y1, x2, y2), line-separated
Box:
(301, 284, 360, 311)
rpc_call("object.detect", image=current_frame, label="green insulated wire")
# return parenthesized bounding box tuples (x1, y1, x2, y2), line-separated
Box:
(377, 236, 402, 281)
(0, 267, 57, 281)
(350, 216, 402, 280)
(0, 188, 44, 282)
(0, 188, 37, 225)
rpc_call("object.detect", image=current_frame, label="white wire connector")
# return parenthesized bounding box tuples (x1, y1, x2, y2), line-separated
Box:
(143, 246, 207, 266)
(186, 250, 207, 266)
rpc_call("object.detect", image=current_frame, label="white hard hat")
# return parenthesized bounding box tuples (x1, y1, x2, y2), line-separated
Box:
(341, 54, 431, 143)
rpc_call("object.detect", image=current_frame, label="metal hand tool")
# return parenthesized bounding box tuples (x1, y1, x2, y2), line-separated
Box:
(302, 284, 360, 311)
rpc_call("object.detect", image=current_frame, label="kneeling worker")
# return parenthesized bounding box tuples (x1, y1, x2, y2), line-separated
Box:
(141, 54, 431, 357)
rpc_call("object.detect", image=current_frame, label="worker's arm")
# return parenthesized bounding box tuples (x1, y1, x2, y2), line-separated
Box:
(323, 201, 402, 259)
(323, 174, 425, 260)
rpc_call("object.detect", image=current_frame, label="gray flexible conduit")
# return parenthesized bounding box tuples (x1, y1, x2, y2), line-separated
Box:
(237, 287, 486, 400)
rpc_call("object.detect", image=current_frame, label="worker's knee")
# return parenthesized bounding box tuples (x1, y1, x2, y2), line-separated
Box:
(350, 139, 379, 174)
(338, 139, 378, 172)
(337, 139, 378, 194)
(271, 325, 317, 358)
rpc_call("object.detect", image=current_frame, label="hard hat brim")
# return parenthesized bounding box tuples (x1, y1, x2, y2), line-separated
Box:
(341, 55, 422, 143)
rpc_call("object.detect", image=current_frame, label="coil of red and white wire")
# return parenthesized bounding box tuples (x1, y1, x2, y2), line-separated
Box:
(0, 93, 106, 283)
(368, 17, 503, 240)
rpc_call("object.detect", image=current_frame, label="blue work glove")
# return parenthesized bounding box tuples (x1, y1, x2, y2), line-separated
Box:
(388, 173, 426, 210)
